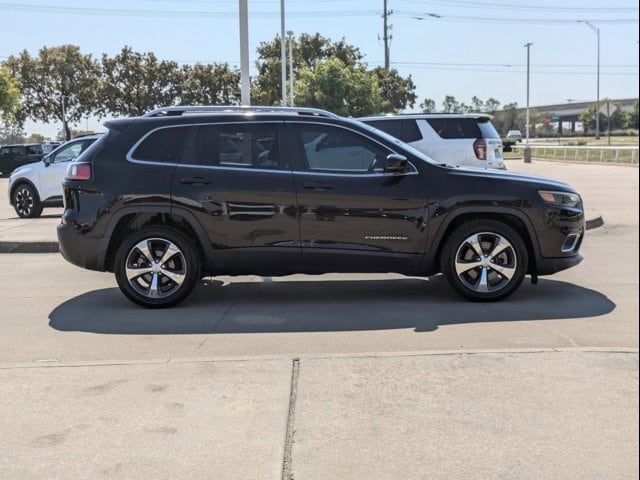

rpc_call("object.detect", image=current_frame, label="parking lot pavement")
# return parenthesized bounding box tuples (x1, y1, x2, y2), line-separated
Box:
(0, 359, 292, 480)
(0, 178, 61, 249)
(292, 352, 639, 480)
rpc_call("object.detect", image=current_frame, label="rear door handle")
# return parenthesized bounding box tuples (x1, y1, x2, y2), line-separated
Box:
(303, 182, 334, 191)
(180, 176, 212, 185)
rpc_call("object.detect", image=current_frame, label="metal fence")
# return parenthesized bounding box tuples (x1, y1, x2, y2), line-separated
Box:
(512, 145, 639, 165)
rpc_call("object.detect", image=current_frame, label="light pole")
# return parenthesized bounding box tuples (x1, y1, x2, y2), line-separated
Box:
(280, 0, 287, 106)
(287, 31, 295, 106)
(238, 0, 250, 106)
(579, 21, 600, 139)
(524, 42, 533, 163)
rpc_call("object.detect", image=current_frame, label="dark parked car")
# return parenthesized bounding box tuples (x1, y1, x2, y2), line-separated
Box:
(58, 106, 585, 308)
(0, 143, 44, 176)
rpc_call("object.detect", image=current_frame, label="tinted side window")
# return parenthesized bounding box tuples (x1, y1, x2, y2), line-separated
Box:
(26, 145, 43, 155)
(427, 118, 481, 139)
(293, 124, 389, 174)
(366, 120, 402, 140)
(194, 123, 282, 170)
(132, 127, 190, 163)
(401, 120, 422, 142)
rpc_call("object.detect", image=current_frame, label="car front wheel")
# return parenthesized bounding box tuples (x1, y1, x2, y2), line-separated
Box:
(13, 183, 43, 218)
(441, 220, 528, 301)
(114, 227, 201, 308)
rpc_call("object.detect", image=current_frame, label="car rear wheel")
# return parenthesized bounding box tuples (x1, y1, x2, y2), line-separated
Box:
(114, 227, 200, 308)
(13, 183, 42, 218)
(441, 220, 528, 301)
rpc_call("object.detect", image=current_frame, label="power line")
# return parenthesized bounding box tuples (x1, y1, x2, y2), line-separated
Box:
(398, 0, 639, 13)
(0, 2, 379, 18)
(399, 12, 639, 24)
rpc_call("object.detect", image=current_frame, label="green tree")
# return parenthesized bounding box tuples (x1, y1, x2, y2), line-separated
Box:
(626, 101, 639, 129)
(441, 95, 466, 113)
(0, 66, 20, 123)
(252, 33, 365, 106)
(420, 98, 436, 113)
(100, 46, 181, 117)
(55, 128, 95, 141)
(470, 96, 484, 112)
(6, 45, 101, 140)
(295, 58, 381, 117)
(179, 63, 240, 106)
(492, 102, 519, 135)
(369, 67, 417, 112)
(0, 123, 25, 144)
(580, 100, 626, 133)
(483, 97, 501, 113)
(26, 133, 45, 143)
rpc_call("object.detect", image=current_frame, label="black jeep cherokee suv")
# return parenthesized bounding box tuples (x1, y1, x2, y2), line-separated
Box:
(57, 106, 584, 308)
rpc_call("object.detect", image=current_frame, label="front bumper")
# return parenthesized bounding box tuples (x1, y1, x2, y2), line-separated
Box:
(57, 223, 109, 272)
(536, 253, 583, 275)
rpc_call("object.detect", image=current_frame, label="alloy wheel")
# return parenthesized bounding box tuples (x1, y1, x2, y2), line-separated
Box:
(15, 188, 34, 217)
(125, 238, 187, 299)
(455, 232, 518, 293)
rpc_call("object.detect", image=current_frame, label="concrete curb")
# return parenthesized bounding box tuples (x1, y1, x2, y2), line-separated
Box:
(586, 215, 604, 231)
(0, 214, 606, 254)
(0, 241, 59, 253)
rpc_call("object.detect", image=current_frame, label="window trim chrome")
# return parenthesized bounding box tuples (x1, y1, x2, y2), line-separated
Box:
(125, 120, 419, 178)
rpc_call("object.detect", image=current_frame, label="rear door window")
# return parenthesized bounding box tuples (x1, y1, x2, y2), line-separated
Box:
(132, 127, 190, 163)
(26, 145, 43, 155)
(193, 123, 283, 170)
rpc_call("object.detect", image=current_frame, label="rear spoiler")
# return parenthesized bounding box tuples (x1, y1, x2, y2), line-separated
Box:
(103, 118, 136, 132)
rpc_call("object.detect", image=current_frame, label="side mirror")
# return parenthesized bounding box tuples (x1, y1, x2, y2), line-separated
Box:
(43, 156, 52, 167)
(385, 154, 410, 174)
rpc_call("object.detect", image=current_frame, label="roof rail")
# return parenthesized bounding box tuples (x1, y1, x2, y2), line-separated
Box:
(143, 105, 341, 119)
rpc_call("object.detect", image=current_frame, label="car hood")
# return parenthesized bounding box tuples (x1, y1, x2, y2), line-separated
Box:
(10, 164, 34, 177)
(448, 165, 575, 192)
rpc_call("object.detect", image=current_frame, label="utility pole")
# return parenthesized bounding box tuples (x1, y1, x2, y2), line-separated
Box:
(524, 42, 533, 163)
(580, 21, 600, 139)
(287, 31, 295, 107)
(280, 0, 287, 106)
(239, 0, 250, 106)
(383, 0, 391, 69)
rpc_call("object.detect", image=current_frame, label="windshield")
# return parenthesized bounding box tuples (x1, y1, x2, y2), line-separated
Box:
(346, 119, 440, 166)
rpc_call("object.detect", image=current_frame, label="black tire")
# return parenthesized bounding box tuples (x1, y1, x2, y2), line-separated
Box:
(13, 183, 43, 218)
(441, 219, 528, 302)
(114, 226, 201, 308)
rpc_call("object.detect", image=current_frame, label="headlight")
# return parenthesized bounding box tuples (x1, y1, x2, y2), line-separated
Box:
(538, 190, 581, 207)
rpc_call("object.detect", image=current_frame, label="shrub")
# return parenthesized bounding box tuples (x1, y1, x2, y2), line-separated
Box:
(502, 138, 516, 152)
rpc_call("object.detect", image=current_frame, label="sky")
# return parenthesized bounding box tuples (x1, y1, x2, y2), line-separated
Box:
(0, 0, 638, 138)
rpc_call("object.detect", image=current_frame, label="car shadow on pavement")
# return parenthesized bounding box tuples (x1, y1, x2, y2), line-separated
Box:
(48, 276, 616, 335)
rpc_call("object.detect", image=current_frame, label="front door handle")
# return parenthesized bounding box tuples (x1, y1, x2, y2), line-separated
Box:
(181, 176, 212, 185)
(303, 182, 334, 191)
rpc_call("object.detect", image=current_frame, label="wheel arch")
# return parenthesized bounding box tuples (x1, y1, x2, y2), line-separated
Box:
(9, 178, 41, 206)
(426, 206, 540, 275)
(103, 207, 211, 273)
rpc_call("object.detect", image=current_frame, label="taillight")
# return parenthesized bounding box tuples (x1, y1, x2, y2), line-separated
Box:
(473, 138, 487, 160)
(65, 162, 91, 180)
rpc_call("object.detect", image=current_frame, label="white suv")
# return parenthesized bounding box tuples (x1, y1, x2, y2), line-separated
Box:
(8, 135, 100, 218)
(359, 114, 505, 169)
